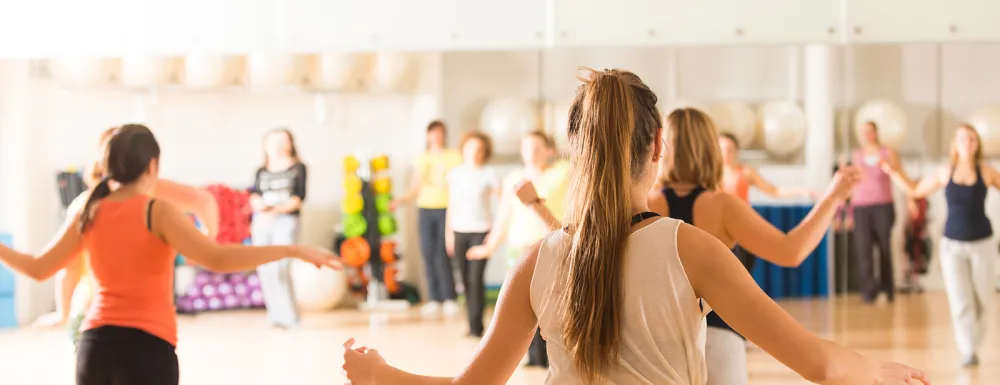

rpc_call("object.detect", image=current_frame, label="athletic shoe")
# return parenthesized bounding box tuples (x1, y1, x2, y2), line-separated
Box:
(962, 354, 979, 368)
(442, 300, 460, 317)
(421, 302, 442, 318)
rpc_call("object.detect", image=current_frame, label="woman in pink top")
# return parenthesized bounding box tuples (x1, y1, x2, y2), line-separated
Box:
(851, 121, 904, 303)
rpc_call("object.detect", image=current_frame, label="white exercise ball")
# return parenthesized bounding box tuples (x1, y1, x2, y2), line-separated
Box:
(967, 107, 1000, 156)
(707, 101, 757, 147)
(317, 54, 364, 90)
(373, 53, 413, 91)
(759, 101, 808, 157)
(120, 56, 172, 88)
(183, 55, 229, 88)
(480, 98, 540, 156)
(854, 99, 908, 149)
(290, 260, 348, 312)
(50, 58, 117, 86)
(247, 54, 300, 88)
(549, 100, 573, 152)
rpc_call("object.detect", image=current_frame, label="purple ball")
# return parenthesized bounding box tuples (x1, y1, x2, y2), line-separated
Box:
(223, 295, 239, 308)
(208, 297, 222, 310)
(247, 274, 260, 287)
(195, 272, 212, 286)
(218, 283, 233, 296)
(212, 274, 226, 283)
(229, 272, 247, 283)
(233, 283, 248, 296)
(186, 286, 201, 298)
(177, 298, 193, 312)
(238, 296, 253, 308)
(202, 284, 217, 298)
(250, 289, 265, 307)
(193, 298, 207, 311)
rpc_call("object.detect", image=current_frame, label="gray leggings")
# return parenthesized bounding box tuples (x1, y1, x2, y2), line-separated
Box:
(705, 327, 748, 385)
(251, 213, 300, 328)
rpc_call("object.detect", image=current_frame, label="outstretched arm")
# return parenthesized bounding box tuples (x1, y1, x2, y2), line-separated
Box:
(391, 167, 424, 210)
(0, 214, 84, 281)
(748, 168, 817, 199)
(979, 163, 1000, 191)
(344, 241, 541, 385)
(678, 224, 927, 384)
(153, 179, 220, 239)
(883, 163, 948, 198)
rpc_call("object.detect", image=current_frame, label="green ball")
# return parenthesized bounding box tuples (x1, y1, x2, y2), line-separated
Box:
(343, 213, 368, 238)
(375, 194, 392, 213)
(378, 214, 398, 236)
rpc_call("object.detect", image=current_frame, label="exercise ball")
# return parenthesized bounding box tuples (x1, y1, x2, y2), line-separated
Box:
(317, 53, 363, 90)
(967, 107, 1000, 156)
(121, 56, 172, 88)
(549, 100, 573, 152)
(707, 102, 757, 147)
(480, 98, 540, 156)
(290, 260, 348, 312)
(854, 99, 908, 149)
(247, 54, 301, 88)
(49, 58, 118, 86)
(758, 101, 807, 157)
(373, 52, 413, 91)
(183, 55, 228, 88)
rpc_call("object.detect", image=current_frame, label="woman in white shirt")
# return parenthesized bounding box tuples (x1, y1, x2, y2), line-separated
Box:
(341, 68, 928, 385)
(445, 131, 501, 337)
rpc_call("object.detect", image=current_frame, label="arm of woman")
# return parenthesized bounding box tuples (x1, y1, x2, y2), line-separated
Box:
(469, 183, 515, 258)
(679, 224, 927, 384)
(154, 200, 337, 272)
(248, 169, 269, 212)
(747, 168, 817, 199)
(980, 162, 1000, 191)
(391, 165, 425, 210)
(515, 181, 561, 231)
(271, 164, 307, 215)
(344, 241, 541, 385)
(0, 214, 84, 281)
(884, 164, 948, 198)
(153, 179, 220, 238)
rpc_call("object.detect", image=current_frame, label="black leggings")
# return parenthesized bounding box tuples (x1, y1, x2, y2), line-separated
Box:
(454, 231, 489, 336)
(853, 203, 896, 302)
(77, 326, 179, 385)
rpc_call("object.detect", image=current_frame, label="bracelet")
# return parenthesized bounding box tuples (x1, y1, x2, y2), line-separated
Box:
(528, 198, 544, 206)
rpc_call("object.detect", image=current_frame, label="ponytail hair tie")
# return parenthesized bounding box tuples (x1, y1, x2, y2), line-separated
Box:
(101, 176, 112, 184)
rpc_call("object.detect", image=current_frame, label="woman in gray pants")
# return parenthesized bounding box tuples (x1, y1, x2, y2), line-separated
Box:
(250, 128, 308, 329)
(883, 124, 997, 367)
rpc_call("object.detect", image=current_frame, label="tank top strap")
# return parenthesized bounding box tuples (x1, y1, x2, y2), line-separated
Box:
(661, 186, 706, 225)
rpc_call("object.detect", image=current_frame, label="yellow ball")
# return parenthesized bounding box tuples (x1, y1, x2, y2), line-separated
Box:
(371, 155, 390, 172)
(373, 177, 392, 195)
(342, 195, 364, 214)
(343, 156, 360, 173)
(344, 175, 362, 195)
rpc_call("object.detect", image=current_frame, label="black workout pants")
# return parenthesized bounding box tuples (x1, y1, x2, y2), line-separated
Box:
(77, 326, 179, 385)
(453, 231, 489, 336)
(852, 203, 896, 302)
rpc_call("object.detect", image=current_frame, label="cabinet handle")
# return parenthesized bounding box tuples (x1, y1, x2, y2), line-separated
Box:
(828, 26, 837, 35)
(949, 24, 958, 33)
(648, 29, 656, 38)
(854, 26, 863, 35)
(735, 27, 745, 36)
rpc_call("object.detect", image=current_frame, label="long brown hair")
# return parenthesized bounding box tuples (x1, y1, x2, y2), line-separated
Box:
(950, 124, 983, 165)
(262, 128, 300, 169)
(562, 68, 660, 383)
(79, 124, 161, 232)
(659, 108, 723, 190)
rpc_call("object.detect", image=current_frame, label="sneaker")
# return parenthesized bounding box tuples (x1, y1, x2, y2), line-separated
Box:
(962, 354, 979, 368)
(442, 300, 460, 317)
(421, 302, 442, 319)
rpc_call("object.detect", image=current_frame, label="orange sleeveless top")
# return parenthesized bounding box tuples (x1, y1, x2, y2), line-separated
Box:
(723, 166, 751, 202)
(81, 195, 178, 346)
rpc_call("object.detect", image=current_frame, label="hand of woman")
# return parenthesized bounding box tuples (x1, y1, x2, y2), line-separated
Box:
(343, 338, 386, 385)
(445, 232, 455, 257)
(32, 311, 66, 328)
(293, 246, 342, 269)
(466, 245, 493, 260)
(877, 360, 930, 384)
(824, 166, 864, 202)
(514, 180, 540, 206)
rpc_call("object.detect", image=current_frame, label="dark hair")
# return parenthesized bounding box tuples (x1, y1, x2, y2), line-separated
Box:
(561, 68, 660, 383)
(263, 128, 300, 169)
(525, 130, 556, 150)
(458, 130, 494, 163)
(79, 124, 161, 233)
(719, 132, 740, 149)
(426, 120, 447, 149)
(84, 127, 120, 187)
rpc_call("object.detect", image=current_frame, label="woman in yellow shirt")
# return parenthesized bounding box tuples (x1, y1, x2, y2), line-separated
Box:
(392, 121, 463, 318)
(467, 130, 568, 368)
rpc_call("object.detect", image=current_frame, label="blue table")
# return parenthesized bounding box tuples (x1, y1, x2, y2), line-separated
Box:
(0, 233, 16, 328)
(750, 205, 830, 300)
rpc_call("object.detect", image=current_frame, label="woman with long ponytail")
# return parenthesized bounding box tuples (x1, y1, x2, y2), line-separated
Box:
(341, 69, 927, 385)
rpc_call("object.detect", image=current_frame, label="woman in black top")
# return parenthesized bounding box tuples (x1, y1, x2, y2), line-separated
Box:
(249, 128, 308, 329)
(882, 124, 998, 367)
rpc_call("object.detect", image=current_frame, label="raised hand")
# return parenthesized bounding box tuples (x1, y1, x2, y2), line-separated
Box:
(824, 166, 864, 202)
(342, 338, 387, 385)
(514, 180, 540, 206)
(293, 246, 342, 269)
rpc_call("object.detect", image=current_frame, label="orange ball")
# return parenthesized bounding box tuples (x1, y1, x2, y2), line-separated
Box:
(384, 266, 400, 294)
(380, 241, 397, 263)
(339, 237, 370, 268)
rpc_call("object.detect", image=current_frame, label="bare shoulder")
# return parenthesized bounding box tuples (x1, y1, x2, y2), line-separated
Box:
(936, 165, 953, 182)
(510, 239, 543, 277)
(675, 223, 733, 284)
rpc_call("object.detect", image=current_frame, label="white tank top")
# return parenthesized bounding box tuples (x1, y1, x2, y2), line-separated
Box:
(530, 218, 708, 384)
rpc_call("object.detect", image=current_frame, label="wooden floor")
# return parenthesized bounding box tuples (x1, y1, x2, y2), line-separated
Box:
(0, 292, 996, 384)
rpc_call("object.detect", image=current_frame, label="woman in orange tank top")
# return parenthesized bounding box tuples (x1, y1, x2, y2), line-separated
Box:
(718, 133, 817, 202)
(33, 126, 221, 332)
(0, 124, 339, 385)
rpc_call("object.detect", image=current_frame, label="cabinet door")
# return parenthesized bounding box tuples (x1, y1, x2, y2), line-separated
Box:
(949, 0, 1000, 41)
(32, 0, 127, 56)
(846, 0, 950, 43)
(551, 0, 654, 47)
(745, 0, 842, 44)
(370, 0, 458, 51)
(652, 0, 753, 46)
(453, 0, 546, 50)
(284, 0, 379, 52)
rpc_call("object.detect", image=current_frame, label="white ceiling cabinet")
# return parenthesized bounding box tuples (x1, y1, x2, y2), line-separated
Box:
(651, 0, 754, 46)
(551, 0, 655, 48)
(845, 0, 951, 43)
(452, 0, 547, 50)
(743, 0, 842, 44)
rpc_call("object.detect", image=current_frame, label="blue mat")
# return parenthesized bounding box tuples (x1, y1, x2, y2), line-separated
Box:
(0, 233, 16, 328)
(750, 205, 830, 300)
